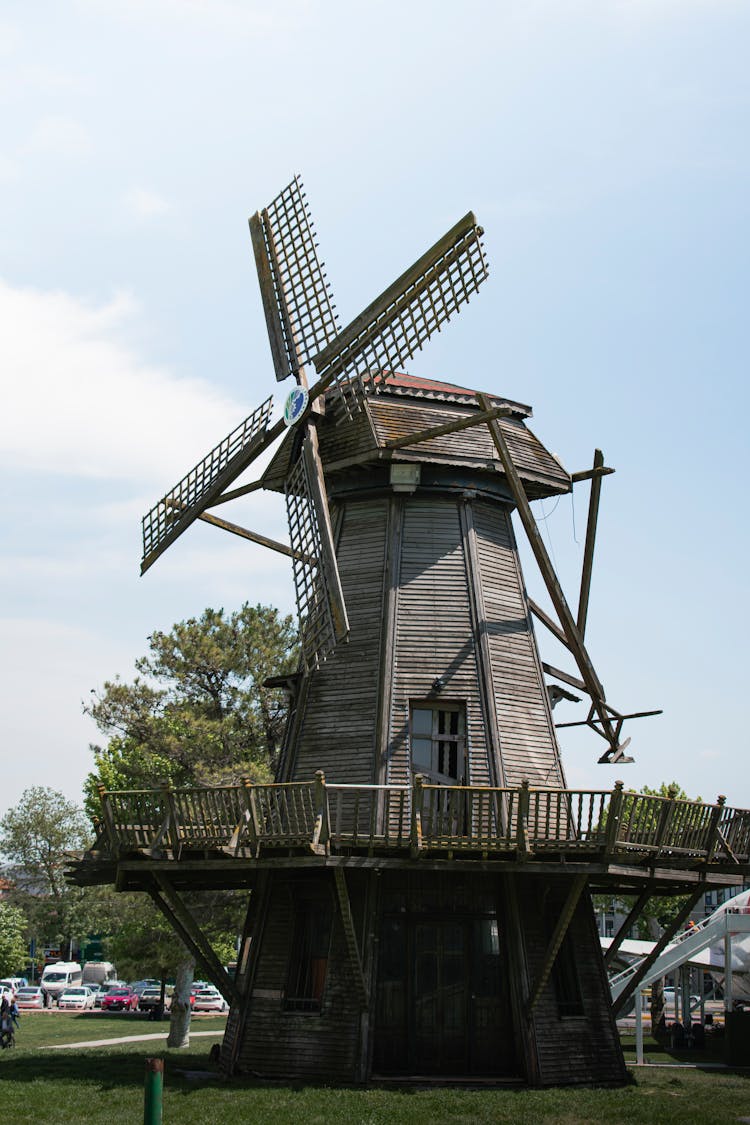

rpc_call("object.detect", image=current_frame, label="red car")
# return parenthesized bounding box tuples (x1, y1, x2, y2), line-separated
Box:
(101, 987, 138, 1011)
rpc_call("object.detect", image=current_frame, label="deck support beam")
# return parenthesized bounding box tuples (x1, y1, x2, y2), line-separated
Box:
(603, 888, 652, 969)
(527, 874, 588, 1013)
(148, 875, 240, 1007)
(224, 869, 272, 1076)
(611, 884, 707, 1017)
(333, 867, 369, 1009)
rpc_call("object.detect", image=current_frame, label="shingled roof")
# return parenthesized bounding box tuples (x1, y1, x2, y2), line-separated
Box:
(261, 373, 570, 499)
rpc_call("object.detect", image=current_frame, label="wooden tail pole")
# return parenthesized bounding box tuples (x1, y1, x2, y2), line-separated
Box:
(577, 448, 606, 638)
(477, 393, 627, 763)
(143, 1057, 164, 1125)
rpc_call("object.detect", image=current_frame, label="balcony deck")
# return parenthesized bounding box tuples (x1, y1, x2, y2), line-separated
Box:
(68, 776, 750, 895)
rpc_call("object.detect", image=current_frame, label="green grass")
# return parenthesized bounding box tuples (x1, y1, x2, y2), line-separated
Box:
(9, 1010, 227, 1049)
(1, 1017, 749, 1124)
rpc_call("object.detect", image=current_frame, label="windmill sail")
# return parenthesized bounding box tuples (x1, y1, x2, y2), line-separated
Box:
(312, 212, 488, 416)
(284, 445, 346, 666)
(250, 175, 340, 382)
(141, 396, 274, 574)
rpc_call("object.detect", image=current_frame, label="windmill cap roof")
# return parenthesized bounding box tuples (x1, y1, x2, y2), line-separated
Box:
(344, 371, 532, 417)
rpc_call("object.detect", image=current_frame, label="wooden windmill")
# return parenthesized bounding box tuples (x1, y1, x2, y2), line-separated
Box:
(133, 175, 664, 1084)
(142, 175, 640, 766)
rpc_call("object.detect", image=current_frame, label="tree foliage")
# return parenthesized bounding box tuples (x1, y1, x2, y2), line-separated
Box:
(0, 903, 28, 977)
(0, 787, 92, 957)
(84, 603, 298, 815)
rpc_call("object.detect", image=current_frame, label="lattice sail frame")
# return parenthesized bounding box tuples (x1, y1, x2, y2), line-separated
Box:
(256, 176, 340, 380)
(285, 451, 337, 670)
(141, 396, 273, 568)
(312, 214, 488, 418)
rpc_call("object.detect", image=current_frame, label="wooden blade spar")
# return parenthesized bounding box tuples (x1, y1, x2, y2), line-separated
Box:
(285, 445, 348, 671)
(250, 178, 350, 663)
(249, 175, 340, 383)
(140, 397, 278, 575)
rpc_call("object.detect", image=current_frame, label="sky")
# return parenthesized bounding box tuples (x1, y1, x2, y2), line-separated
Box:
(1, 0, 748, 815)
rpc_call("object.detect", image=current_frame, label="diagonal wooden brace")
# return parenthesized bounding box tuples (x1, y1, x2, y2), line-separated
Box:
(611, 885, 707, 1018)
(527, 875, 588, 1013)
(603, 888, 652, 969)
(148, 875, 240, 1007)
(333, 867, 369, 1009)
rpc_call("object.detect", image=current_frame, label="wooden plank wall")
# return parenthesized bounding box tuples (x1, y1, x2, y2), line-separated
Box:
(473, 501, 566, 789)
(290, 498, 389, 783)
(515, 876, 628, 1086)
(389, 498, 490, 787)
(235, 872, 364, 1080)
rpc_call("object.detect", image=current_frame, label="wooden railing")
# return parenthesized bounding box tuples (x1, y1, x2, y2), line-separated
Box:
(93, 777, 749, 867)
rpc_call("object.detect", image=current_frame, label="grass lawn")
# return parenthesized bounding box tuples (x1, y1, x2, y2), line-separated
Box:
(1, 1017, 749, 1124)
(8, 1010, 227, 1049)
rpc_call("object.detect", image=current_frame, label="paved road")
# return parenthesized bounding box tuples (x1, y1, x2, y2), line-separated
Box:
(45, 1030, 224, 1049)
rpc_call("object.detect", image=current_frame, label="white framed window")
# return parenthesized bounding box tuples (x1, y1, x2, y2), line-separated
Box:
(410, 702, 466, 784)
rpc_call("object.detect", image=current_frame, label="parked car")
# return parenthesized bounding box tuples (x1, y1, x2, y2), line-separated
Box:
(58, 987, 96, 1011)
(101, 987, 139, 1011)
(132, 979, 160, 997)
(0, 978, 26, 997)
(663, 987, 701, 1010)
(192, 988, 229, 1013)
(15, 986, 45, 1010)
(90, 984, 112, 1008)
(138, 987, 167, 1013)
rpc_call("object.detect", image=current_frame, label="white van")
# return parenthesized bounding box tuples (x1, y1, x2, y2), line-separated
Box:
(82, 962, 117, 987)
(0, 978, 27, 997)
(41, 962, 83, 1002)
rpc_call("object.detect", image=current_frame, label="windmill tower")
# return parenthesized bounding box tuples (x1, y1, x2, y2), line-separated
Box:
(139, 177, 644, 1084)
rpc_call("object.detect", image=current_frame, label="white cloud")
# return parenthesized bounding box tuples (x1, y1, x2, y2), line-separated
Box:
(122, 187, 170, 220)
(0, 278, 267, 484)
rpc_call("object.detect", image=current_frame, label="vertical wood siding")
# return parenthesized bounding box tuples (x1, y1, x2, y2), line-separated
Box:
(235, 872, 364, 1081)
(516, 877, 627, 1086)
(291, 498, 389, 783)
(473, 501, 565, 789)
(389, 498, 490, 787)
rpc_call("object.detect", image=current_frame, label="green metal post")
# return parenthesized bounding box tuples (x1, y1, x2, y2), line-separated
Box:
(144, 1057, 164, 1125)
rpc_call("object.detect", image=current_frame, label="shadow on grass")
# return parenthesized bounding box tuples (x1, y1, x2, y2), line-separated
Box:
(0, 1049, 223, 1093)
(621, 1032, 750, 1077)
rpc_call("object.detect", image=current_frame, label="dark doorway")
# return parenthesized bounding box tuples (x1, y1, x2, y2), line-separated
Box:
(373, 875, 517, 1077)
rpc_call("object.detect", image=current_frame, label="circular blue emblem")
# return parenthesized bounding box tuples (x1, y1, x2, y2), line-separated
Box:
(284, 386, 309, 427)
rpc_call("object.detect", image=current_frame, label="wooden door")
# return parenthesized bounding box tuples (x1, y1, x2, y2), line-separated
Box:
(374, 910, 517, 1077)
(413, 919, 468, 1073)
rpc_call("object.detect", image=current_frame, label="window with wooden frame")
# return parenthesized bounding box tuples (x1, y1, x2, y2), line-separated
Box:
(284, 889, 333, 1013)
(410, 702, 466, 784)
